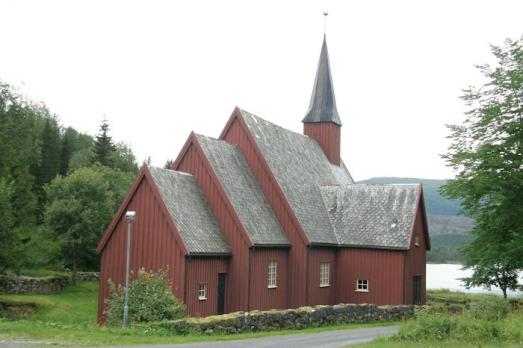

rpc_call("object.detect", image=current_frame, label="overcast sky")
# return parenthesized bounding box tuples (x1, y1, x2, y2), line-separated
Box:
(1, 0, 522, 181)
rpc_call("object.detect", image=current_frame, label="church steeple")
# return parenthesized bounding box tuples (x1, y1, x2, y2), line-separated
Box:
(302, 35, 342, 126)
(303, 33, 342, 166)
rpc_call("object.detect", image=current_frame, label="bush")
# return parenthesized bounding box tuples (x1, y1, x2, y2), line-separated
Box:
(105, 269, 185, 326)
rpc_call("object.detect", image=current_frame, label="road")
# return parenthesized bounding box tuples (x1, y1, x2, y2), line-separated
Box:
(109, 325, 399, 348)
(0, 325, 398, 348)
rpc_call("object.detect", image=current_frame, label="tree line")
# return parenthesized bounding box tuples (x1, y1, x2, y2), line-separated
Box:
(0, 82, 137, 275)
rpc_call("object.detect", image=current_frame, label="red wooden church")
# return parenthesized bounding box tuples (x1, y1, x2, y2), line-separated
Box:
(97, 36, 430, 320)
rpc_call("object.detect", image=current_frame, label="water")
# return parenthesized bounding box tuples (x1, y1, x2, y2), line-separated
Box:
(427, 263, 523, 297)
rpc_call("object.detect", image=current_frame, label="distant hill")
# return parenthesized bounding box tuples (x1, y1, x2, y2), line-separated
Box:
(358, 177, 475, 263)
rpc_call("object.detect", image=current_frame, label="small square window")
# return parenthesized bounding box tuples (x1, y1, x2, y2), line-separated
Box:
(198, 283, 207, 300)
(356, 279, 369, 292)
(415, 234, 420, 247)
(320, 263, 330, 287)
(268, 261, 277, 288)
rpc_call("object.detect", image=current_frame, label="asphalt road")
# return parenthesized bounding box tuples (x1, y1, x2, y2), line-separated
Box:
(0, 325, 398, 348)
(109, 325, 399, 348)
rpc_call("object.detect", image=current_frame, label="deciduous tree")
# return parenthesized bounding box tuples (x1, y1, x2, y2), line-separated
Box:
(442, 37, 523, 295)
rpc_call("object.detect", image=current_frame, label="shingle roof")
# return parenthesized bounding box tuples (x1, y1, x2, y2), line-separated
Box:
(148, 166, 231, 255)
(240, 109, 354, 245)
(320, 184, 420, 249)
(196, 134, 289, 246)
(302, 35, 342, 126)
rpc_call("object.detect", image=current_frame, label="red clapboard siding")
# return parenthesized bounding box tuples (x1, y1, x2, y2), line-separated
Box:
(303, 122, 341, 166)
(307, 247, 337, 305)
(404, 205, 427, 304)
(249, 248, 288, 311)
(174, 135, 251, 313)
(97, 175, 186, 322)
(185, 257, 228, 317)
(337, 248, 405, 305)
(220, 109, 309, 308)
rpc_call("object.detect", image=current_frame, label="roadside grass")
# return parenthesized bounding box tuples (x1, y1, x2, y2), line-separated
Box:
(0, 281, 397, 346)
(353, 290, 523, 348)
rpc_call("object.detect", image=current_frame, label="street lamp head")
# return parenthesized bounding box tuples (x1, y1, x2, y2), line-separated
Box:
(125, 211, 136, 222)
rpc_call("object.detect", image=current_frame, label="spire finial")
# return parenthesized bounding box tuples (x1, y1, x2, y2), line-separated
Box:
(323, 11, 328, 35)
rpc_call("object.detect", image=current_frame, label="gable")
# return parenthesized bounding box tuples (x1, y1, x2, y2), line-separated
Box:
(97, 166, 230, 256)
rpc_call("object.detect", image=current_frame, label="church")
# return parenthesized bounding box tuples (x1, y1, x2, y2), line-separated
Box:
(96, 35, 430, 320)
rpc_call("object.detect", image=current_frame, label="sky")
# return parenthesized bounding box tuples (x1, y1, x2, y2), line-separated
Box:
(1, 0, 522, 181)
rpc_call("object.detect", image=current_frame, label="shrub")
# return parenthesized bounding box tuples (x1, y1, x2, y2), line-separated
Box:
(105, 269, 185, 326)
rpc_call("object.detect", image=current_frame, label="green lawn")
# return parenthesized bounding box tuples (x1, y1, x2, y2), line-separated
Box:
(0, 281, 394, 346)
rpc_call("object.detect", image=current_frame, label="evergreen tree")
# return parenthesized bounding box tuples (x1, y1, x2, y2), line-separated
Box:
(164, 159, 174, 169)
(33, 118, 61, 211)
(93, 119, 115, 167)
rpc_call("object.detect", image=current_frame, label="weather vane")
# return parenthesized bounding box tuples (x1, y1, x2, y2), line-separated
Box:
(323, 11, 328, 35)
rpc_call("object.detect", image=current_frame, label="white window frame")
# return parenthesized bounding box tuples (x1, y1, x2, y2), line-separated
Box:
(356, 279, 369, 292)
(268, 261, 277, 288)
(320, 262, 330, 287)
(198, 283, 207, 300)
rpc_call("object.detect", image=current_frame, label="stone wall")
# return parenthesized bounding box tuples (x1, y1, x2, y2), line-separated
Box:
(0, 272, 99, 294)
(151, 303, 414, 334)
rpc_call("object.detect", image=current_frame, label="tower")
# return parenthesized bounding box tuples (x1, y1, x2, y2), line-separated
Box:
(302, 35, 342, 166)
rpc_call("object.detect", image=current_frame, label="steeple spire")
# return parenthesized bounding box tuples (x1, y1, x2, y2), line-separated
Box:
(302, 34, 342, 126)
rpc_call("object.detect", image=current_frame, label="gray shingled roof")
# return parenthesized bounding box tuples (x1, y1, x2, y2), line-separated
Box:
(320, 184, 420, 249)
(196, 134, 289, 246)
(240, 109, 354, 245)
(302, 35, 342, 126)
(148, 166, 231, 255)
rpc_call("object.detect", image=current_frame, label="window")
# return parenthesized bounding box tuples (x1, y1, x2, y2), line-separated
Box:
(268, 261, 277, 288)
(198, 283, 207, 300)
(320, 263, 330, 287)
(356, 279, 369, 292)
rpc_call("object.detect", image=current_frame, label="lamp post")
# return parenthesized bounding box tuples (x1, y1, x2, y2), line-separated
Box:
(123, 211, 136, 327)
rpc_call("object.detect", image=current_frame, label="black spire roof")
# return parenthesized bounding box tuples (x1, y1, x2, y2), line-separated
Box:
(302, 35, 342, 126)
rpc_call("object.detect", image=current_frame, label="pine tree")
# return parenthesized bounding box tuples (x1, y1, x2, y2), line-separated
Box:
(93, 119, 115, 167)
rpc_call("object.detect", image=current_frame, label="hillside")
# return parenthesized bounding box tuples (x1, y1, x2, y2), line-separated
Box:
(358, 177, 475, 263)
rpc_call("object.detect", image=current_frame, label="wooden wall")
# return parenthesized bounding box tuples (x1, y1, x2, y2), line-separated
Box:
(220, 110, 310, 308)
(98, 175, 186, 322)
(307, 247, 337, 305)
(249, 248, 288, 311)
(174, 137, 251, 313)
(336, 248, 405, 305)
(185, 257, 229, 317)
(303, 122, 341, 165)
(404, 206, 428, 304)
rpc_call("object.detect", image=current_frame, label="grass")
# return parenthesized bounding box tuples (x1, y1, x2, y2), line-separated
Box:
(0, 281, 394, 346)
(352, 290, 523, 348)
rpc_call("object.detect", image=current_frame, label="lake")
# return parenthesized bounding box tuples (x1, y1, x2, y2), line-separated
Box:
(428, 263, 523, 297)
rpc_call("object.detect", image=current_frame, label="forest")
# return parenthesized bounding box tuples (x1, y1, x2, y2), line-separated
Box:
(0, 82, 138, 275)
